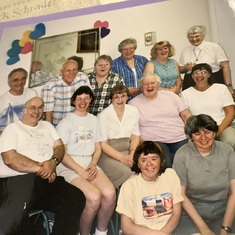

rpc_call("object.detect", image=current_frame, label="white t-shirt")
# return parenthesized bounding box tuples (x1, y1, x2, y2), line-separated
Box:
(56, 112, 102, 156)
(98, 103, 140, 140)
(0, 88, 38, 135)
(0, 120, 60, 177)
(181, 84, 234, 125)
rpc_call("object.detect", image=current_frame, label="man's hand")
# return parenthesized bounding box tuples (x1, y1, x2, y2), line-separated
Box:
(37, 159, 56, 180)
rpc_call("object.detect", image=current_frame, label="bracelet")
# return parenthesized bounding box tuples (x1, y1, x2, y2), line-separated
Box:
(221, 225, 232, 233)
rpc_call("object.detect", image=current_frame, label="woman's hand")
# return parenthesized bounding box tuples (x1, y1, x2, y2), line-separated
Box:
(120, 154, 133, 167)
(86, 163, 98, 181)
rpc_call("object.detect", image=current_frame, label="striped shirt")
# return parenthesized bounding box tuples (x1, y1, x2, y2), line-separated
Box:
(41, 72, 90, 126)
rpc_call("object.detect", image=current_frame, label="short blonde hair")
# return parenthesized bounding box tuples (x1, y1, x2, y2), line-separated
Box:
(150, 40, 175, 60)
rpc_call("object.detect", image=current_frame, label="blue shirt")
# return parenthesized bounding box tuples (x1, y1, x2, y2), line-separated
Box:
(112, 55, 148, 87)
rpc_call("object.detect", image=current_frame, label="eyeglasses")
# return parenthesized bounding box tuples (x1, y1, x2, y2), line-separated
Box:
(112, 94, 128, 100)
(24, 106, 44, 112)
(193, 70, 208, 75)
(122, 47, 135, 52)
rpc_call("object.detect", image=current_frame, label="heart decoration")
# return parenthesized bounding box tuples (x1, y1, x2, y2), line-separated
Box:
(6, 55, 20, 65)
(93, 20, 110, 39)
(94, 20, 109, 29)
(21, 42, 33, 54)
(30, 23, 46, 40)
(7, 40, 22, 57)
(101, 27, 110, 38)
(19, 30, 33, 47)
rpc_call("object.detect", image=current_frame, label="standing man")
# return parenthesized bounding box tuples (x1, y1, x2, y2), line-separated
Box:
(0, 68, 37, 135)
(0, 97, 85, 235)
(41, 60, 90, 126)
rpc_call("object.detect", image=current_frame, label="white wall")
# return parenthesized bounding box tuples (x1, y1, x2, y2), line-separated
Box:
(209, 0, 235, 85)
(0, 0, 212, 95)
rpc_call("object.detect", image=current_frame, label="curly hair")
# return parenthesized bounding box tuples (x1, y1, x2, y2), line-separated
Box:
(150, 40, 175, 60)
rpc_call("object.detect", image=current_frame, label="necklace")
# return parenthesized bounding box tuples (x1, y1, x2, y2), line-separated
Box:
(193, 48, 202, 61)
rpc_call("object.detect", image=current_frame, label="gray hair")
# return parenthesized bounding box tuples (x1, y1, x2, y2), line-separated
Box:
(139, 72, 161, 89)
(118, 38, 137, 52)
(187, 25, 207, 37)
(185, 114, 218, 139)
(8, 68, 28, 82)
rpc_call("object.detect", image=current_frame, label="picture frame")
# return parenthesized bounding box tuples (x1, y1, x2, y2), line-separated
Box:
(77, 28, 100, 53)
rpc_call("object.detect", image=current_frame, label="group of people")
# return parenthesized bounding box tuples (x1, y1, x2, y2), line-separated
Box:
(0, 24, 235, 235)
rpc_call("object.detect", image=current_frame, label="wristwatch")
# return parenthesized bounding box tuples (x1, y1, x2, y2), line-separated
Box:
(221, 225, 232, 233)
(51, 156, 60, 166)
(226, 83, 233, 87)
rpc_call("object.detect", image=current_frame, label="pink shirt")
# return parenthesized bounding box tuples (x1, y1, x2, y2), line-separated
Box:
(129, 91, 187, 143)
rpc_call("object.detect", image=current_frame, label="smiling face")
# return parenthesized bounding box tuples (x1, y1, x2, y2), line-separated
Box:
(8, 71, 27, 95)
(22, 97, 44, 126)
(142, 75, 159, 99)
(192, 128, 215, 154)
(192, 69, 210, 87)
(112, 92, 128, 109)
(188, 33, 204, 46)
(156, 46, 169, 59)
(60, 60, 78, 85)
(121, 43, 136, 61)
(138, 153, 161, 181)
(94, 58, 111, 77)
(73, 93, 92, 113)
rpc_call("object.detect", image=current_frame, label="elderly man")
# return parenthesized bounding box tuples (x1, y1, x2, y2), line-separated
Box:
(0, 97, 85, 235)
(41, 60, 90, 126)
(0, 68, 37, 136)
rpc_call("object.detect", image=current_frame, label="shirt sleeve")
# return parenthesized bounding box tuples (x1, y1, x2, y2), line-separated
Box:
(172, 146, 188, 187)
(116, 180, 135, 220)
(41, 83, 55, 112)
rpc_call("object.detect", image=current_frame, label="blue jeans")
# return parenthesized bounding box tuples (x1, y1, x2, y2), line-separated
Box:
(156, 139, 188, 167)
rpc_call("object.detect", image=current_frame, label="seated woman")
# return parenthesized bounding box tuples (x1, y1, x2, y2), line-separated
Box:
(88, 54, 125, 116)
(56, 86, 116, 235)
(98, 84, 140, 188)
(129, 72, 191, 167)
(144, 40, 182, 94)
(181, 63, 235, 150)
(116, 141, 183, 235)
(173, 114, 235, 235)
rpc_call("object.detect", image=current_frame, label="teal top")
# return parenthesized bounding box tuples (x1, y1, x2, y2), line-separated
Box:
(150, 59, 178, 88)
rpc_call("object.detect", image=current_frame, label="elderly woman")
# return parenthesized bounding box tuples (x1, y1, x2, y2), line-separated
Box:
(112, 38, 148, 97)
(88, 54, 125, 116)
(116, 141, 183, 235)
(129, 72, 191, 167)
(173, 114, 235, 235)
(56, 86, 116, 235)
(144, 40, 182, 94)
(181, 63, 235, 149)
(98, 84, 140, 188)
(179, 25, 234, 95)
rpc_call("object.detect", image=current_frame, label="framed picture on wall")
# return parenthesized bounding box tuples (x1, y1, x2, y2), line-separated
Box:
(77, 28, 100, 53)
